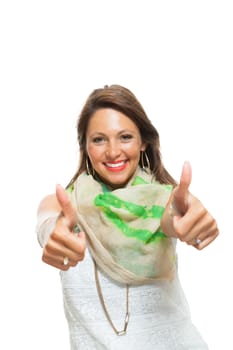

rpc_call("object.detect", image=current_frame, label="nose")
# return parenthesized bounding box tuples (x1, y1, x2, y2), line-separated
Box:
(105, 140, 121, 159)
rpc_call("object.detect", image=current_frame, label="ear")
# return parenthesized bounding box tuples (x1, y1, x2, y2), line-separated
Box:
(140, 143, 147, 152)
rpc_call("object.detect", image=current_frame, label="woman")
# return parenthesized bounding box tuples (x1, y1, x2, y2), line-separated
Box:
(37, 85, 219, 349)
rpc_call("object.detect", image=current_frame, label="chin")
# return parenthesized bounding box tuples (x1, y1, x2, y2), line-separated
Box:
(105, 175, 132, 189)
(97, 166, 136, 189)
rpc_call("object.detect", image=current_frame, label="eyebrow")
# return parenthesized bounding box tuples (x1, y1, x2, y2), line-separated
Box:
(88, 129, 136, 137)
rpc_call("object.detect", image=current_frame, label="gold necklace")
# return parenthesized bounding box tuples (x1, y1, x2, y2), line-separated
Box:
(94, 261, 130, 336)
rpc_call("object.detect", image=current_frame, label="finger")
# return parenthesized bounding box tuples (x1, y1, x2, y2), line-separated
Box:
(60, 230, 86, 255)
(173, 161, 192, 215)
(50, 228, 86, 257)
(56, 184, 77, 227)
(194, 230, 219, 250)
(184, 219, 219, 248)
(45, 236, 85, 263)
(42, 252, 72, 271)
(174, 205, 208, 242)
(195, 221, 219, 249)
(179, 160, 192, 191)
(42, 256, 70, 271)
(174, 205, 217, 243)
(43, 249, 84, 269)
(42, 233, 86, 269)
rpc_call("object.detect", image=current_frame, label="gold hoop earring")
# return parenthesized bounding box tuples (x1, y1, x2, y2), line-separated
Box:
(141, 151, 151, 172)
(86, 157, 95, 176)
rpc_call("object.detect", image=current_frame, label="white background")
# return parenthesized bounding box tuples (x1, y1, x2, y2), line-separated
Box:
(0, 1, 232, 349)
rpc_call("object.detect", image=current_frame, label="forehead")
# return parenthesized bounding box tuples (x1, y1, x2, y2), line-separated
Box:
(87, 108, 139, 134)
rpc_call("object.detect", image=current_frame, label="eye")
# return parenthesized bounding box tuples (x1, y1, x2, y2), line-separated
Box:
(92, 136, 105, 144)
(120, 133, 133, 142)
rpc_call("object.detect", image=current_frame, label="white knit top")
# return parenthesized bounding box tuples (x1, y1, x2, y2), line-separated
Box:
(60, 249, 208, 350)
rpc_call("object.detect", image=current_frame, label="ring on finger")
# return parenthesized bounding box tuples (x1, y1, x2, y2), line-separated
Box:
(63, 256, 69, 266)
(73, 224, 81, 236)
(195, 238, 202, 245)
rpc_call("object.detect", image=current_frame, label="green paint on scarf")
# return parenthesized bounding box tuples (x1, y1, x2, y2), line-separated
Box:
(95, 192, 165, 219)
(97, 205, 166, 243)
(94, 176, 168, 243)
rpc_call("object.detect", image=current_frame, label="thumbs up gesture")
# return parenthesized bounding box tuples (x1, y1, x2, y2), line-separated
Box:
(161, 162, 219, 249)
(42, 184, 86, 270)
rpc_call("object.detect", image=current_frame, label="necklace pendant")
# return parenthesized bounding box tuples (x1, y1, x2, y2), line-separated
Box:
(116, 311, 130, 336)
(117, 330, 127, 336)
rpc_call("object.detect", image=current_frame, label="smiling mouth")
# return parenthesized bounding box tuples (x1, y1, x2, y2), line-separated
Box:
(104, 160, 128, 172)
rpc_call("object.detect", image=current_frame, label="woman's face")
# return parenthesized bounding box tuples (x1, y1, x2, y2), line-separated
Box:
(86, 108, 146, 188)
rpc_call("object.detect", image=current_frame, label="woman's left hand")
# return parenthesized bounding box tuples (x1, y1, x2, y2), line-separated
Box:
(162, 161, 219, 249)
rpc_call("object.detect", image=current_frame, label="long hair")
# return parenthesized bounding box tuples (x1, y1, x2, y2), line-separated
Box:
(67, 84, 176, 187)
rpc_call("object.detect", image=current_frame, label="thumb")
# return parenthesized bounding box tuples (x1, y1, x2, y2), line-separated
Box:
(173, 161, 192, 216)
(56, 184, 77, 228)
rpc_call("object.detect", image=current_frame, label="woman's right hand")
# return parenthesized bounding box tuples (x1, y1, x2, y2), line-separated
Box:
(42, 184, 86, 270)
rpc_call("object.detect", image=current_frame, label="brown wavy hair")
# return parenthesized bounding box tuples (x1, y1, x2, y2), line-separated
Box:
(68, 84, 176, 187)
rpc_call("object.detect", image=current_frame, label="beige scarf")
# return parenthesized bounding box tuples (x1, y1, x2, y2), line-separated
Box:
(68, 168, 176, 285)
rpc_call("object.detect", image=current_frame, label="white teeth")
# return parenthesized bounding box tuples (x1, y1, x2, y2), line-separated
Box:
(106, 161, 125, 168)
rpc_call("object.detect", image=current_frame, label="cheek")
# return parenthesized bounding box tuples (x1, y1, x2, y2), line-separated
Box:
(87, 145, 101, 163)
(124, 142, 142, 158)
